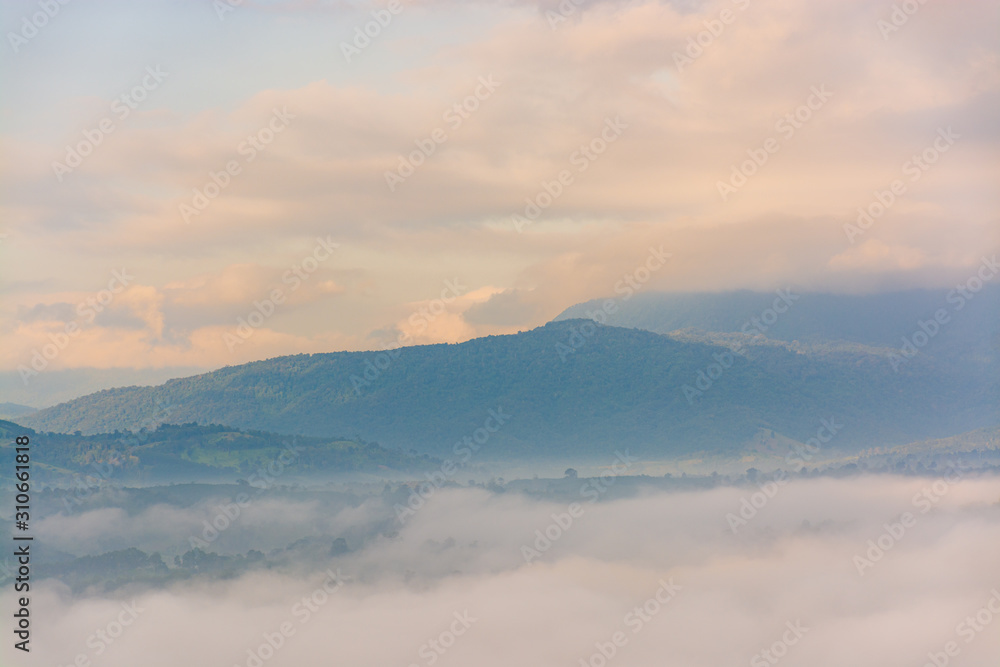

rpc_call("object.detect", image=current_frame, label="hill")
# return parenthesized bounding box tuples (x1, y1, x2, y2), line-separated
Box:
(19, 320, 999, 459)
(0, 420, 434, 484)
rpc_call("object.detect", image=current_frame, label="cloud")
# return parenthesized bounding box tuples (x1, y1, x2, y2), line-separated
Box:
(829, 239, 928, 272)
(16, 302, 76, 323)
(463, 288, 546, 327)
(5, 475, 1000, 666)
(1, 0, 998, 375)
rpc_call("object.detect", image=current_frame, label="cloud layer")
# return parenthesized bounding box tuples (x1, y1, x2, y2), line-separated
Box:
(5, 474, 1000, 666)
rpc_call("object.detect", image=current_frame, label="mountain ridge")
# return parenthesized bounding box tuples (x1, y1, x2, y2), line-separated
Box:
(20, 318, 998, 459)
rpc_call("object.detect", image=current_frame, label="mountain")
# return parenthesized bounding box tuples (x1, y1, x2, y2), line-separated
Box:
(0, 402, 36, 420)
(20, 320, 999, 459)
(0, 420, 434, 484)
(555, 286, 1000, 372)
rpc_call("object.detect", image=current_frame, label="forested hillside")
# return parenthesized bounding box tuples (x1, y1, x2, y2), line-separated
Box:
(20, 320, 998, 459)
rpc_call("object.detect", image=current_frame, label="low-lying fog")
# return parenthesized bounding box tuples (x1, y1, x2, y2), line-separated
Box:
(4, 474, 999, 667)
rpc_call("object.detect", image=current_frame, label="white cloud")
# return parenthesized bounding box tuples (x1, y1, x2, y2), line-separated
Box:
(7, 475, 1000, 666)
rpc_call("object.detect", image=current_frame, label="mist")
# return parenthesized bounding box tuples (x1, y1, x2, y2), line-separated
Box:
(5, 474, 999, 667)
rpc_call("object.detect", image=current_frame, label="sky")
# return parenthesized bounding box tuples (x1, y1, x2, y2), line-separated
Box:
(1, 0, 998, 396)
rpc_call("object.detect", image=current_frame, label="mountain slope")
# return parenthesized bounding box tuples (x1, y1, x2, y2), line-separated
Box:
(0, 420, 433, 483)
(20, 321, 998, 459)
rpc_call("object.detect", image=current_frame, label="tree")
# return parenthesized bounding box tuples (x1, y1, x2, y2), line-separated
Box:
(330, 538, 349, 556)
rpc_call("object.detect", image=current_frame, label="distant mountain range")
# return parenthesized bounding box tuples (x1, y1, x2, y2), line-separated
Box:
(556, 286, 1000, 371)
(18, 288, 1000, 460)
(0, 402, 36, 420)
